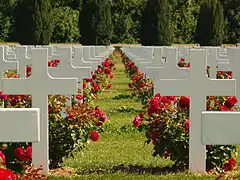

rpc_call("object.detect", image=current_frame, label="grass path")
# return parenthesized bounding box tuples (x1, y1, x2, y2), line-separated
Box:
(51, 55, 215, 179)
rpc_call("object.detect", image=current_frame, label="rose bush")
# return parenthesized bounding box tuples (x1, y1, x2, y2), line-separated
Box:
(122, 53, 153, 105)
(0, 57, 114, 172)
(127, 56, 238, 172)
(0, 148, 47, 179)
(81, 57, 115, 103)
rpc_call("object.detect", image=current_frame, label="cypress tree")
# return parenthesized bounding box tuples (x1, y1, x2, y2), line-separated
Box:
(195, 0, 224, 46)
(140, 0, 172, 46)
(155, 0, 172, 45)
(15, 0, 53, 45)
(79, 0, 113, 45)
(140, 0, 157, 46)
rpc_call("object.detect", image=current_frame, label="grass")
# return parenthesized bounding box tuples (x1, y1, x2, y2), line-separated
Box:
(49, 55, 238, 179)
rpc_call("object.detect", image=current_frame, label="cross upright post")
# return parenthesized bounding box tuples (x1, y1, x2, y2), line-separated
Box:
(0, 48, 78, 174)
(155, 49, 236, 172)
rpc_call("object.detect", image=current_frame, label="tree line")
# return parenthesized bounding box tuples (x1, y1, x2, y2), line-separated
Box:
(0, 0, 239, 46)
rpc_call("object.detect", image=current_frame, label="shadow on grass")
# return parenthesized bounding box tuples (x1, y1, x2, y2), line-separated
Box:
(77, 164, 183, 175)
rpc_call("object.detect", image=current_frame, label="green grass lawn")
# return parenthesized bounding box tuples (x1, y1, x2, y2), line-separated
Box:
(50, 56, 239, 179)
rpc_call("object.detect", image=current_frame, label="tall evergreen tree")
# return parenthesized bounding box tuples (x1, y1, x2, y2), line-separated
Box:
(15, 0, 53, 45)
(140, 0, 157, 45)
(140, 0, 172, 46)
(195, 0, 224, 46)
(155, 0, 172, 45)
(79, 0, 113, 45)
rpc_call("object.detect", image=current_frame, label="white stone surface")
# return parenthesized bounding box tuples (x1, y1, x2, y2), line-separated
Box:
(0, 48, 78, 174)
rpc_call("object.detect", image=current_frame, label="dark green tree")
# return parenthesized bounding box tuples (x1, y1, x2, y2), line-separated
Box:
(155, 0, 172, 45)
(140, 0, 157, 45)
(220, 0, 240, 43)
(79, 0, 113, 45)
(15, 0, 53, 45)
(195, 0, 224, 46)
(140, 0, 172, 46)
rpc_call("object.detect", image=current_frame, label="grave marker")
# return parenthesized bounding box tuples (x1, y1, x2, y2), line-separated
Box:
(0, 46, 18, 77)
(155, 49, 236, 172)
(0, 48, 78, 173)
(0, 108, 41, 167)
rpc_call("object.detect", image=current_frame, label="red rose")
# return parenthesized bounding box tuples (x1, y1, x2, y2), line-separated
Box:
(140, 83, 145, 88)
(26, 146, 32, 159)
(90, 131, 99, 142)
(26, 65, 32, 73)
(14, 147, 31, 162)
(229, 158, 236, 166)
(180, 57, 185, 61)
(224, 96, 237, 109)
(104, 68, 111, 74)
(106, 84, 112, 89)
(84, 78, 92, 82)
(51, 63, 57, 67)
(228, 71, 233, 78)
(92, 74, 97, 80)
(55, 59, 60, 63)
(0, 168, 15, 180)
(133, 115, 142, 128)
(179, 96, 190, 109)
(184, 120, 190, 133)
(76, 94, 83, 100)
(0, 151, 6, 165)
(223, 158, 236, 172)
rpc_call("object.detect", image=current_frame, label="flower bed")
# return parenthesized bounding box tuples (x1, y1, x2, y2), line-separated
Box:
(0, 56, 116, 178)
(121, 52, 239, 173)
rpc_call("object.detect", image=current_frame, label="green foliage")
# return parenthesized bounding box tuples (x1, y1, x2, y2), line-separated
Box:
(0, 0, 239, 44)
(140, 0, 157, 45)
(51, 0, 82, 10)
(170, 0, 200, 43)
(220, 0, 240, 43)
(155, 0, 172, 45)
(80, 0, 113, 45)
(15, 0, 53, 45)
(195, 0, 224, 46)
(0, 16, 11, 42)
(111, 0, 145, 44)
(95, 0, 113, 45)
(52, 7, 80, 43)
(140, 0, 172, 46)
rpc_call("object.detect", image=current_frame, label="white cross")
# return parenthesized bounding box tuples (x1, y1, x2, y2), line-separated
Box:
(0, 46, 18, 77)
(9, 46, 32, 78)
(48, 47, 91, 80)
(0, 108, 41, 167)
(0, 48, 78, 174)
(148, 48, 189, 94)
(85, 46, 102, 63)
(204, 47, 230, 78)
(83, 46, 101, 69)
(72, 46, 99, 70)
(155, 49, 236, 172)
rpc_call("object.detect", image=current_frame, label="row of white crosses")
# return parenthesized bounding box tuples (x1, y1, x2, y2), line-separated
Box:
(121, 46, 240, 172)
(0, 45, 113, 174)
(4, 45, 112, 105)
